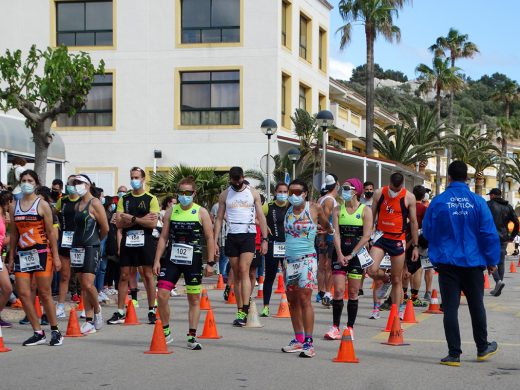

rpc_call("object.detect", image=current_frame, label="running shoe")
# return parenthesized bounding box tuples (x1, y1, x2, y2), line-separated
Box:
(260, 306, 270, 317)
(223, 285, 230, 301)
(358, 289, 364, 296)
(71, 294, 80, 303)
(40, 314, 49, 326)
(399, 310, 404, 320)
(440, 355, 460, 367)
(94, 309, 103, 330)
(187, 336, 202, 350)
(131, 299, 139, 308)
(165, 332, 174, 345)
(281, 339, 304, 353)
(108, 288, 118, 295)
(11, 298, 23, 309)
(324, 326, 341, 340)
(80, 321, 96, 335)
(23, 331, 47, 346)
(50, 330, 63, 346)
(423, 291, 432, 301)
(107, 311, 125, 325)
(376, 281, 392, 300)
(322, 295, 331, 308)
(170, 288, 178, 297)
(98, 291, 109, 303)
(477, 342, 498, 361)
(0, 317, 12, 328)
(347, 326, 354, 341)
(315, 292, 323, 303)
(369, 309, 381, 320)
(491, 281, 505, 297)
(56, 304, 66, 319)
(232, 311, 247, 327)
(148, 310, 157, 325)
(380, 298, 392, 311)
(19, 315, 30, 325)
(299, 342, 316, 358)
(412, 298, 428, 307)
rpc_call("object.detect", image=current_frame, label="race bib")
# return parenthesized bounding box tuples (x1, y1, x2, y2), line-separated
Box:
(70, 248, 86, 267)
(371, 230, 384, 243)
(61, 231, 74, 248)
(285, 259, 304, 284)
(19, 249, 41, 272)
(170, 243, 194, 265)
(0, 257, 3, 272)
(356, 247, 374, 269)
(379, 254, 392, 269)
(126, 230, 145, 247)
(420, 256, 434, 270)
(273, 242, 285, 258)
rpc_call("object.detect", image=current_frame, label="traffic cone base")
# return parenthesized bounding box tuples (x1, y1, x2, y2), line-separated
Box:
(216, 274, 225, 290)
(244, 301, 264, 328)
(273, 293, 291, 318)
(144, 319, 173, 354)
(274, 274, 285, 294)
(402, 300, 418, 324)
(424, 289, 443, 314)
(0, 326, 12, 353)
(200, 288, 211, 311)
(383, 304, 398, 332)
(124, 300, 141, 325)
(332, 328, 359, 363)
(382, 316, 409, 346)
(65, 308, 85, 337)
(199, 309, 222, 339)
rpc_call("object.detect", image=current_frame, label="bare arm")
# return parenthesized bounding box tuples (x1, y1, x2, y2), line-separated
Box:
(8, 203, 19, 268)
(350, 205, 374, 255)
(314, 203, 332, 233)
(252, 189, 268, 255)
(153, 208, 172, 275)
(91, 199, 109, 240)
(200, 207, 216, 276)
(407, 192, 419, 261)
(213, 191, 227, 257)
(331, 206, 344, 263)
(371, 188, 382, 229)
(40, 200, 61, 271)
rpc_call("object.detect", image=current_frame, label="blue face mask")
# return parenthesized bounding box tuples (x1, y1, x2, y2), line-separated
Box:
(178, 195, 193, 207)
(66, 185, 77, 195)
(101, 197, 106, 205)
(130, 179, 142, 190)
(110, 204, 116, 212)
(277, 193, 288, 202)
(288, 194, 304, 206)
(342, 190, 354, 202)
(117, 191, 125, 198)
(20, 182, 35, 195)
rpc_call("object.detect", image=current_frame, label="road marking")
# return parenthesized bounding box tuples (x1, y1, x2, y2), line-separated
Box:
(372, 312, 432, 340)
(397, 338, 520, 348)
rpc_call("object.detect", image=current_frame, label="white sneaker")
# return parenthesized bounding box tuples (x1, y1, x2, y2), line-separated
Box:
(94, 308, 103, 330)
(80, 310, 86, 318)
(80, 321, 96, 335)
(98, 291, 109, 303)
(165, 332, 173, 344)
(56, 304, 66, 319)
(170, 289, 178, 297)
(107, 288, 117, 295)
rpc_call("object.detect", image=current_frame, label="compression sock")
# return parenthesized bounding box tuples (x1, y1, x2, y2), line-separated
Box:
(332, 299, 344, 328)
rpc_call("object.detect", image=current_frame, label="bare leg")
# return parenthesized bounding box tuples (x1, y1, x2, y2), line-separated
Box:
(390, 254, 406, 307)
(36, 276, 59, 327)
(79, 272, 99, 319)
(286, 290, 303, 334)
(117, 266, 130, 310)
(57, 256, 71, 304)
(187, 293, 201, 330)
(157, 288, 171, 326)
(141, 266, 156, 308)
(300, 289, 314, 336)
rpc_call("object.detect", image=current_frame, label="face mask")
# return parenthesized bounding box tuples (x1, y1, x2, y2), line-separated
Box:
(66, 185, 77, 195)
(288, 194, 304, 206)
(20, 182, 35, 195)
(130, 179, 142, 190)
(110, 204, 116, 212)
(101, 197, 106, 205)
(364, 191, 373, 199)
(277, 193, 288, 202)
(178, 195, 193, 207)
(230, 181, 243, 191)
(118, 191, 125, 198)
(423, 193, 430, 201)
(342, 190, 354, 202)
(389, 189, 400, 198)
(75, 184, 88, 197)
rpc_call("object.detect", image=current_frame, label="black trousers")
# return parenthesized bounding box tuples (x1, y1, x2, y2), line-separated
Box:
(437, 264, 489, 357)
(263, 248, 283, 306)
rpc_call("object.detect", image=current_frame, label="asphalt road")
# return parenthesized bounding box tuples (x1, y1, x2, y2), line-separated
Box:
(1, 264, 520, 390)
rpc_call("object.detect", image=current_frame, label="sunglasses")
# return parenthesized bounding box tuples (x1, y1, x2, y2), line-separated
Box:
(342, 185, 354, 192)
(178, 190, 195, 196)
(288, 189, 304, 196)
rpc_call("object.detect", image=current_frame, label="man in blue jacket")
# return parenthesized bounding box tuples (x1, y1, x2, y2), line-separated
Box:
(422, 161, 499, 367)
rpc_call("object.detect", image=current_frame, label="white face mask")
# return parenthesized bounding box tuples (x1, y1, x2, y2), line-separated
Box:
(75, 184, 88, 197)
(388, 188, 401, 198)
(423, 193, 430, 201)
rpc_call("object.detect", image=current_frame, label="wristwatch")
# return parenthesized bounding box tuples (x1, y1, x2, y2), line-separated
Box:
(131, 216, 136, 223)
(262, 237, 268, 242)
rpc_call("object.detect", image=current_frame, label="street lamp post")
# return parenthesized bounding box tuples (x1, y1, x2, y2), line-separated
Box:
(261, 119, 278, 201)
(316, 110, 334, 186)
(287, 147, 301, 180)
(153, 150, 162, 174)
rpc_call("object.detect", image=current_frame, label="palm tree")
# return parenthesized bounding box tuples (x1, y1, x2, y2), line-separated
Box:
(148, 164, 228, 209)
(505, 157, 520, 188)
(416, 56, 465, 193)
(429, 28, 479, 125)
(337, 0, 409, 157)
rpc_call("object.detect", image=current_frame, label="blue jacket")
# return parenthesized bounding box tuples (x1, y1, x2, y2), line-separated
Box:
(422, 182, 500, 268)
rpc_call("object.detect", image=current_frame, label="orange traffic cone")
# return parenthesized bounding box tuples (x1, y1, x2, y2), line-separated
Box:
(273, 293, 290, 318)
(200, 288, 211, 310)
(144, 319, 173, 354)
(0, 326, 11, 353)
(156, 307, 161, 321)
(383, 304, 398, 332)
(124, 300, 141, 325)
(125, 294, 130, 305)
(34, 296, 43, 319)
(216, 274, 225, 290)
(77, 296, 85, 311)
(382, 315, 409, 346)
(371, 280, 375, 289)
(256, 276, 264, 299)
(344, 284, 349, 300)
(402, 300, 417, 324)
(331, 286, 335, 296)
(199, 309, 222, 339)
(226, 285, 237, 305)
(510, 261, 517, 273)
(517, 258, 520, 267)
(484, 273, 490, 289)
(424, 289, 443, 314)
(274, 274, 285, 294)
(332, 327, 359, 363)
(65, 307, 84, 337)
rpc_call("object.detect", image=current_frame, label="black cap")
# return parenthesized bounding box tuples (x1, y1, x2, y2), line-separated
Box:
(488, 188, 502, 196)
(229, 166, 244, 180)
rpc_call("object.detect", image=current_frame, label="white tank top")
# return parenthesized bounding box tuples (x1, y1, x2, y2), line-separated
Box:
(225, 185, 256, 234)
(319, 194, 338, 208)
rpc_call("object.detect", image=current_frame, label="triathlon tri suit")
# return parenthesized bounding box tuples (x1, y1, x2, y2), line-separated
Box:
(331, 204, 365, 279)
(13, 198, 53, 278)
(56, 195, 80, 257)
(224, 185, 256, 258)
(373, 186, 408, 257)
(406, 201, 428, 275)
(117, 191, 160, 267)
(317, 195, 337, 257)
(157, 203, 203, 294)
(70, 198, 101, 275)
(284, 202, 318, 291)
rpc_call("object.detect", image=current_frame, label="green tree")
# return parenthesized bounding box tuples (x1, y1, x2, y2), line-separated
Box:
(337, 0, 409, 156)
(0, 45, 104, 181)
(416, 56, 464, 193)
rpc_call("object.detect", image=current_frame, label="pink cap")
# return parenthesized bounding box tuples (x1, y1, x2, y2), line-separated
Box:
(343, 178, 363, 197)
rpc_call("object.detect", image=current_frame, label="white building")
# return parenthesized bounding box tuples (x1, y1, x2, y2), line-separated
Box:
(0, 0, 334, 194)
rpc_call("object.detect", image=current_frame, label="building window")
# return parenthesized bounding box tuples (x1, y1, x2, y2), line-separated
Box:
(299, 15, 309, 59)
(181, 0, 240, 44)
(319, 93, 327, 112)
(282, 73, 291, 128)
(57, 74, 113, 127)
(181, 70, 240, 126)
(299, 84, 310, 112)
(319, 28, 327, 71)
(56, 1, 113, 46)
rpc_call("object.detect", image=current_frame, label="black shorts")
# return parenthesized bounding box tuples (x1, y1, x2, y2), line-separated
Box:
(250, 250, 263, 269)
(157, 253, 203, 294)
(331, 253, 363, 279)
(405, 246, 422, 275)
(70, 246, 100, 275)
(119, 237, 156, 268)
(373, 237, 405, 257)
(58, 232, 72, 257)
(225, 233, 256, 257)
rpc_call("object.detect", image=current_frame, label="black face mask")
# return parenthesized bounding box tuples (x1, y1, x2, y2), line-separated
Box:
(364, 191, 374, 199)
(230, 181, 243, 191)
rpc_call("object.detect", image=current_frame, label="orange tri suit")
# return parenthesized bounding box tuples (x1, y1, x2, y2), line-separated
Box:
(373, 186, 408, 257)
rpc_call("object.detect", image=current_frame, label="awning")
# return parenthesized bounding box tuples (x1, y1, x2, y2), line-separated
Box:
(0, 114, 66, 162)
